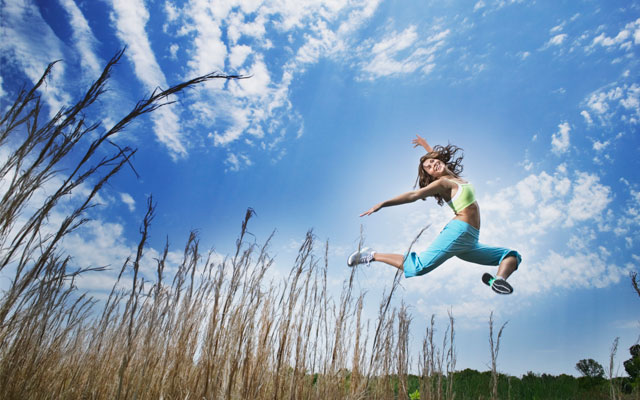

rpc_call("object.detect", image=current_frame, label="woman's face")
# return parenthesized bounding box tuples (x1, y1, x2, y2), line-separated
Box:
(422, 157, 445, 177)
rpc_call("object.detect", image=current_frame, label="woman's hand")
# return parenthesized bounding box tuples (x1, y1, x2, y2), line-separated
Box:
(360, 203, 382, 217)
(412, 134, 433, 152)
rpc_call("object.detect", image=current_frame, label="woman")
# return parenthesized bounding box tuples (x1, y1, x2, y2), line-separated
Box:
(348, 135, 521, 295)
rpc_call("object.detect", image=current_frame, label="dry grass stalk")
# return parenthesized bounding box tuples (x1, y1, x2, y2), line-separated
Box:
(397, 303, 411, 398)
(609, 337, 620, 400)
(631, 272, 640, 299)
(0, 52, 474, 400)
(446, 309, 457, 399)
(417, 311, 456, 400)
(0, 49, 242, 399)
(489, 311, 508, 400)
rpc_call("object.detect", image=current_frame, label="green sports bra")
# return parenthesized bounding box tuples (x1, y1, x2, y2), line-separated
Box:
(446, 179, 476, 213)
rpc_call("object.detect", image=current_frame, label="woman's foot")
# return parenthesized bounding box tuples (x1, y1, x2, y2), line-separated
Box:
(347, 247, 376, 267)
(482, 273, 513, 295)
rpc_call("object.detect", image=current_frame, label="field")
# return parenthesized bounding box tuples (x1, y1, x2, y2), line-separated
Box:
(0, 51, 637, 400)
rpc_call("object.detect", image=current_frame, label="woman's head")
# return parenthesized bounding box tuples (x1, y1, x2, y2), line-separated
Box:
(416, 144, 464, 205)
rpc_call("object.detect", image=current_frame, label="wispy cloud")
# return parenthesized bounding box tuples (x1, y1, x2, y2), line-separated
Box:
(120, 193, 135, 212)
(584, 83, 640, 126)
(172, 0, 381, 170)
(0, 0, 70, 115)
(358, 26, 450, 80)
(544, 33, 568, 48)
(551, 122, 571, 154)
(109, 0, 188, 159)
(590, 18, 640, 51)
(0, 76, 6, 100)
(58, 0, 102, 79)
(225, 152, 252, 172)
(66, 219, 194, 295)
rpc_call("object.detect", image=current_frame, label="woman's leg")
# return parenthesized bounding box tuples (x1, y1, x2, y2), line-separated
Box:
(457, 243, 521, 278)
(373, 253, 405, 270)
(457, 243, 521, 293)
(497, 255, 518, 280)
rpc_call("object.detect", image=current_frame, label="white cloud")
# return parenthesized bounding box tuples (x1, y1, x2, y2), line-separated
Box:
(232, 57, 271, 97)
(169, 0, 381, 167)
(585, 83, 640, 126)
(120, 193, 135, 212)
(228, 44, 253, 69)
(66, 219, 192, 294)
(480, 168, 610, 238)
(0, 0, 70, 116)
(212, 105, 251, 146)
(227, 10, 268, 44)
(110, 0, 188, 159)
(581, 110, 593, 124)
(358, 26, 450, 80)
(225, 152, 252, 172)
(164, 1, 180, 22)
(0, 76, 6, 100)
(470, 0, 524, 16)
(592, 139, 609, 151)
(58, 0, 102, 78)
(520, 249, 630, 295)
(621, 84, 640, 111)
(614, 188, 640, 239)
(63, 220, 131, 270)
(565, 172, 612, 226)
(591, 18, 640, 50)
(169, 44, 179, 59)
(185, 3, 227, 76)
(551, 122, 571, 154)
(547, 33, 567, 47)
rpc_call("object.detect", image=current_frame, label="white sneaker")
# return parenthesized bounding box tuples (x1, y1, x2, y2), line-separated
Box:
(347, 247, 375, 267)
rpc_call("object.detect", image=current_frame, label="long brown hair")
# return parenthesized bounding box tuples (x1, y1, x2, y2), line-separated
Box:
(416, 144, 464, 205)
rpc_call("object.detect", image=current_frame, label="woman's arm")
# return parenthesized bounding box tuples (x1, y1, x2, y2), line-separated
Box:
(412, 134, 433, 153)
(360, 180, 445, 216)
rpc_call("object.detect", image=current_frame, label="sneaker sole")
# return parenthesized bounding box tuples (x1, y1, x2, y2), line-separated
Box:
(347, 256, 357, 267)
(491, 279, 513, 295)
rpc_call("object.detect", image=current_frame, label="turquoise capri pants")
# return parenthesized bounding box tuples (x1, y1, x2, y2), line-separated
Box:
(403, 219, 522, 278)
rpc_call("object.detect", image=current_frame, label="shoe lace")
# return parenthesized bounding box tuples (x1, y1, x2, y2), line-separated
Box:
(361, 252, 373, 266)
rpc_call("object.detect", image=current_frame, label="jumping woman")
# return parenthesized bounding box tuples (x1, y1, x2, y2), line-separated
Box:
(348, 135, 522, 294)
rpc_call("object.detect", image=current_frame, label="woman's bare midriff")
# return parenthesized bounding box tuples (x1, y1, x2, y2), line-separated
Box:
(453, 202, 480, 230)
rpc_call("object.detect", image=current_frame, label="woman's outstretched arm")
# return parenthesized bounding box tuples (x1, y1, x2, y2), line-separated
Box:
(360, 179, 445, 216)
(412, 134, 433, 153)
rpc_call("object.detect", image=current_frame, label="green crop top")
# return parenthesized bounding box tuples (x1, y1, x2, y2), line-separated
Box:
(446, 179, 476, 213)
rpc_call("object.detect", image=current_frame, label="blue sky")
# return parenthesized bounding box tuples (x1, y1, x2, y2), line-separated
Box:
(1, 0, 640, 377)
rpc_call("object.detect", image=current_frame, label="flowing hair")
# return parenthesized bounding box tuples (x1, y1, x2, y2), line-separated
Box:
(415, 144, 464, 206)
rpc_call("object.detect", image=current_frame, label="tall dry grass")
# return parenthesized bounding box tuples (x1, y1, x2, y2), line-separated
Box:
(0, 52, 503, 400)
(489, 311, 507, 400)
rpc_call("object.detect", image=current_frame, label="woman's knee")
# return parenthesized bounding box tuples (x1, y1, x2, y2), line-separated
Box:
(501, 251, 522, 270)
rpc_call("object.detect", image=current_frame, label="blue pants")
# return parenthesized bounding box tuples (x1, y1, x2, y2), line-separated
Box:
(403, 219, 522, 278)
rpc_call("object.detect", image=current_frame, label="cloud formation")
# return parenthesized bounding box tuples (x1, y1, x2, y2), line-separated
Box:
(109, 0, 188, 159)
(591, 18, 640, 50)
(358, 26, 449, 80)
(551, 122, 571, 154)
(58, 0, 102, 79)
(168, 0, 383, 170)
(0, 0, 70, 115)
(584, 83, 640, 126)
